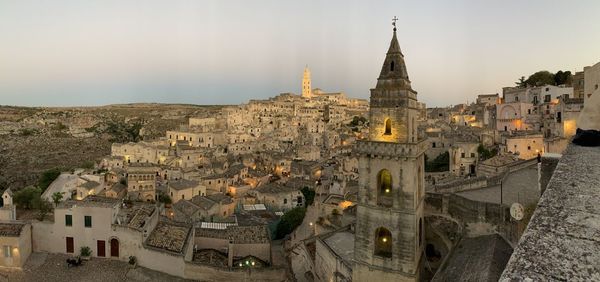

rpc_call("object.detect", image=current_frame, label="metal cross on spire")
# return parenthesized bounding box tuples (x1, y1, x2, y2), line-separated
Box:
(392, 16, 398, 31)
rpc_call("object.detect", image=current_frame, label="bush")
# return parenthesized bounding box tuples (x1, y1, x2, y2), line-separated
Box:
(300, 186, 315, 206)
(158, 193, 172, 205)
(80, 246, 92, 257)
(477, 144, 498, 161)
(13, 186, 42, 209)
(275, 207, 306, 239)
(425, 152, 450, 172)
(128, 256, 137, 265)
(38, 168, 62, 192)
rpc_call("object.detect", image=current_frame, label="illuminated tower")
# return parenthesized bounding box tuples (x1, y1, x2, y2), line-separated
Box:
(353, 19, 425, 282)
(302, 65, 312, 98)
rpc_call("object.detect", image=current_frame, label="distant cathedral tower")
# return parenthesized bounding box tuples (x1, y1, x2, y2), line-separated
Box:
(353, 20, 425, 282)
(302, 65, 312, 98)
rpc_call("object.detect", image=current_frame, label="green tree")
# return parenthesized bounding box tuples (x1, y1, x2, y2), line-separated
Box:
(158, 192, 172, 205)
(525, 71, 555, 87)
(554, 70, 572, 86)
(275, 207, 306, 239)
(13, 186, 42, 209)
(38, 168, 62, 192)
(425, 152, 450, 172)
(32, 197, 53, 221)
(51, 192, 64, 205)
(477, 144, 498, 161)
(515, 76, 527, 88)
(300, 186, 315, 206)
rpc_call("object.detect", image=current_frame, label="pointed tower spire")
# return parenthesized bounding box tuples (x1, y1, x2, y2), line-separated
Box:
(377, 17, 411, 89)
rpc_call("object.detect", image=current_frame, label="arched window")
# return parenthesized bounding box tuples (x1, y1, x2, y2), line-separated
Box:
(374, 227, 392, 258)
(377, 169, 393, 207)
(390, 61, 395, 72)
(384, 119, 392, 135)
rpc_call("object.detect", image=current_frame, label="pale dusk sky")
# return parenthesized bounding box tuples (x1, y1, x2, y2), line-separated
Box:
(1, 0, 599, 107)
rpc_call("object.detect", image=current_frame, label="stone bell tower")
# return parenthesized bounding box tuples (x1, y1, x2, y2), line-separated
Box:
(302, 65, 312, 98)
(353, 19, 426, 282)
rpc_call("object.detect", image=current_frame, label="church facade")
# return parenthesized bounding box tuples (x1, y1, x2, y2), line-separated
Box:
(353, 24, 426, 282)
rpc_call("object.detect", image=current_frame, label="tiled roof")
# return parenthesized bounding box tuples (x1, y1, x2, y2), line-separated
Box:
(145, 221, 191, 254)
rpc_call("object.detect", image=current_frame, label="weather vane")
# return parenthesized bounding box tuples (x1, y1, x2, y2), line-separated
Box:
(392, 16, 398, 31)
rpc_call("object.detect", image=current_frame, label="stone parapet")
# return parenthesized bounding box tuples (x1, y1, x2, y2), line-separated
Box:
(354, 139, 427, 159)
(500, 144, 600, 281)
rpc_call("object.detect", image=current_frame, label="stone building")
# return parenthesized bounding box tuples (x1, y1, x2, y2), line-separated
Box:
(584, 61, 600, 104)
(352, 25, 425, 282)
(126, 164, 157, 202)
(0, 221, 32, 269)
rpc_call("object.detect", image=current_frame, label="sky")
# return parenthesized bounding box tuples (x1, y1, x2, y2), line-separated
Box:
(1, 0, 599, 107)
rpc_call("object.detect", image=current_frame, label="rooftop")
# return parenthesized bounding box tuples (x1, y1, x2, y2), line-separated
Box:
(0, 221, 27, 237)
(169, 179, 199, 190)
(500, 144, 600, 281)
(58, 195, 120, 209)
(319, 228, 355, 269)
(195, 225, 270, 244)
(145, 220, 192, 255)
(116, 203, 156, 230)
(434, 234, 512, 282)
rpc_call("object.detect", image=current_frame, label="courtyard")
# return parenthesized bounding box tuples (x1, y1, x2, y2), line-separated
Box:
(0, 252, 194, 282)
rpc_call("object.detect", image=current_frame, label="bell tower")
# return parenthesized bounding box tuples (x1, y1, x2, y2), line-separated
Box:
(353, 18, 425, 282)
(302, 65, 312, 98)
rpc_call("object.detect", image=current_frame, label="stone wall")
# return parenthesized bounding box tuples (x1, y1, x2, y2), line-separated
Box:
(500, 145, 600, 281)
(424, 193, 519, 245)
(184, 262, 287, 281)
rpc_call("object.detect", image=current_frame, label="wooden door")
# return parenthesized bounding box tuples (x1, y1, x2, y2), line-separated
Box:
(66, 237, 74, 253)
(97, 240, 106, 257)
(110, 238, 119, 257)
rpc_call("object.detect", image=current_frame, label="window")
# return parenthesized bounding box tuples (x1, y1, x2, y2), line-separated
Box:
(3, 246, 11, 258)
(470, 153, 475, 158)
(390, 61, 395, 72)
(528, 146, 531, 150)
(84, 216, 92, 228)
(377, 169, 393, 207)
(544, 95, 551, 102)
(181, 194, 184, 200)
(65, 214, 72, 226)
(374, 227, 392, 258)
(461, 153, 465, 158)
(283, 198, 287, 204)
(515, 96, 519, 102)
(384, 119, 392, 135)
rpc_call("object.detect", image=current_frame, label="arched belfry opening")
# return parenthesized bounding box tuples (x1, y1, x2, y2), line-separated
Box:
(377, 169, 393, 207)
(390, 61, 395, 72)
(384, 118, 392, 135)
(374, 227, 393, 258)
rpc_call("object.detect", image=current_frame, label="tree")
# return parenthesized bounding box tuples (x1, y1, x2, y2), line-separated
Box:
(300, 186, 315, 206)
(554, 70, 572, 86)
(38, 168, 62, 192)
(515, 76, 527, 88)
(51, 192, 64, 205)
(158, 192, 172, 205)
(13, 186, 42, 209)
(425, 152, 450, 172)
(33, 197, 53, 221)
(275, 207, 306, 239)
(525, 71, 555, 87)
(477, 144, 498, 161)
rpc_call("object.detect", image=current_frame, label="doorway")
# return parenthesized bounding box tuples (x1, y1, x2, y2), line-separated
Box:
(97, 240, 106, 257)
(66, 237, 74, 253)
(110, 238, 119, 257)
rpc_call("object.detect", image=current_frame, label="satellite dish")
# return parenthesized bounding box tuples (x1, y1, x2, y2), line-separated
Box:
(510, 203, 525, 221)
